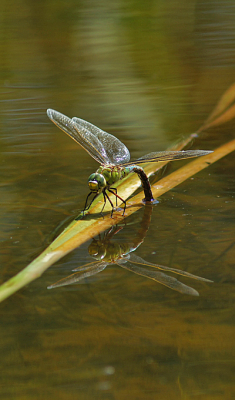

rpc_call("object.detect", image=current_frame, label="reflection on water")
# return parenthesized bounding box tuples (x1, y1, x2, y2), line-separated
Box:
(49, 206, 212, 296)
(0, 0, 235, 399)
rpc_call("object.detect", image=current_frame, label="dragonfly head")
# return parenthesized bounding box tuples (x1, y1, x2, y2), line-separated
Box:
(88, 240, 106, 260)
(88, 173, 106, 192)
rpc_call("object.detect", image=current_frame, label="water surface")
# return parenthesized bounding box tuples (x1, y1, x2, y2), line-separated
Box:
(0, 1, 235, 399)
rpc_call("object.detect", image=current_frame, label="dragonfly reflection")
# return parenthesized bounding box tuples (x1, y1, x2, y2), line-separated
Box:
(48, 207, 212, 296)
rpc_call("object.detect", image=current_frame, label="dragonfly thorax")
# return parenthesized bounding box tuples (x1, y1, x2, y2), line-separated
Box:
(88, 173, 106, 192)
(88, 165, 129, 193)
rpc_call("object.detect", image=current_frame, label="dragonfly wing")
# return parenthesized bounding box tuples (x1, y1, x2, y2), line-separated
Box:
(72, 117, 130, 165)
(47, 262, 108, 289)
(117, 261, 199, 296)
(122, 150, 212, 166)
(129, 253, 213, 282)
(47, 109, 109, 165)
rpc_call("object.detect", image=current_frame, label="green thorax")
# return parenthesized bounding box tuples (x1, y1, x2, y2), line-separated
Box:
(97, 165, 129, 186)
(89, 240, 131, 263)
(88, 165, 132, 193)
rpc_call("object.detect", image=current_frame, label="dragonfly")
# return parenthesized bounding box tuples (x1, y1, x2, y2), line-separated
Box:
(47, 109, 212, 216)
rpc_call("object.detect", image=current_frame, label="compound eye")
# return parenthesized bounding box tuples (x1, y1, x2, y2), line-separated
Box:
(89, 180, 99, 192)
(88, 173, 106, 192)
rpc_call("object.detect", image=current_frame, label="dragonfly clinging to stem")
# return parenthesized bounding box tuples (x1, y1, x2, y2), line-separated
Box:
(47, 109, 212, 216)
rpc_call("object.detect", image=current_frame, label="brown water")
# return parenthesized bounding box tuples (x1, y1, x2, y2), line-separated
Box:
(0, 1, 235, 399)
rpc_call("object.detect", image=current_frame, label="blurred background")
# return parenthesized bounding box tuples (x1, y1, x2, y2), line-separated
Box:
(0, 0, 235, 399)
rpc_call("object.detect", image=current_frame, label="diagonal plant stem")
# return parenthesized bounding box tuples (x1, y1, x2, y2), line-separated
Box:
(0, 138, 234, 303)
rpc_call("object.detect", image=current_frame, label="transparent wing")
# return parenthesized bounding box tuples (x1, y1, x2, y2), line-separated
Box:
(47, 109, 109, 164)
(121, 149, 213, 166)
(47, 109, 130, 165)
(117, 261, 200, 296)
(72, 117, 130, 165)
(129, 254, 212, 282)
(47, 262, 108, 289)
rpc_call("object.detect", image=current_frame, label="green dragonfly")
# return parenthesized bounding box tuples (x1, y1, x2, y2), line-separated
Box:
(47, 109, 212, 216)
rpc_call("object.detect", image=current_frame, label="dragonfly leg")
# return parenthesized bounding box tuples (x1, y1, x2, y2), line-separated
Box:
(101, 191, 107, 214)
(109, 187, 118, 207)
(83, 191, 99, 213)
(102, 189, 115, 217)
(109, 188, 126, 215)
